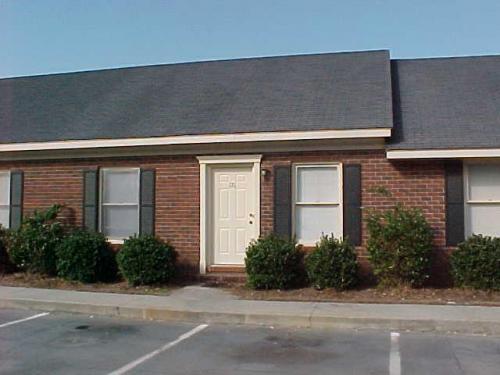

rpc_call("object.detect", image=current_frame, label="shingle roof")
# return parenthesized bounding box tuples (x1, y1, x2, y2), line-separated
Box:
(0, 50, 392, 144)
(389, 55, 500, 150)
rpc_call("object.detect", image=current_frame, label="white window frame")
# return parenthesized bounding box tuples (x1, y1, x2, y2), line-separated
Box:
(292, 163, 343, 246)
(99, 167, 140, 243)
(464, 161, 500, 238)
(0, 171, 10, 229)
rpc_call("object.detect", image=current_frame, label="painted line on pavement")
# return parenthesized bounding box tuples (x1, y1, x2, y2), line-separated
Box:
(0, 312, 50, 328)
(108, 324, 209, 375)
(389, 332, 401, 375)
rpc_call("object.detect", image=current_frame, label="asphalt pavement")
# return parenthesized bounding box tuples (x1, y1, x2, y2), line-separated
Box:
(1, 308, 499, 375)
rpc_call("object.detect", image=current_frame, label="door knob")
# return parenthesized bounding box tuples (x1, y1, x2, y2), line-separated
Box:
(249, 213, 255, 218)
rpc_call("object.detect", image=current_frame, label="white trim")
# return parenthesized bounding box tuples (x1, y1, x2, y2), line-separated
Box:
(0, 128, 391, 152)
(198, 154, 261, 274)
(0, 170, 11, 229)
(108, 239, 125, 245)
(197, 154, 262, 164)
(465, 200, 500, 204)
(291, 163, 343, 246)
(0, 138, 386, 161)
(99, 168, 141, 242)
(387, 148, 500, 160)
(464, 163, 470, 238)
(199, 163, 207, 274)
(463, 162, 500, 238)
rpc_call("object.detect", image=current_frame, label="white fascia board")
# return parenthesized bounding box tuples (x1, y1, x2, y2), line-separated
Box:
(197, 154, 262, 164)
(387, 148, 500, 159)
(0, 138, 386, 161)
(0, 128, 391, 152)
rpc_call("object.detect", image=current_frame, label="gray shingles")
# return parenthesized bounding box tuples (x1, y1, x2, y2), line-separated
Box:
(0, 50, 392, 144)
(390, 55, 500, 150)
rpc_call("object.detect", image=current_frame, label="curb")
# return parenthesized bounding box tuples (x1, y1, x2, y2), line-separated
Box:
(1, 297, 499, 335)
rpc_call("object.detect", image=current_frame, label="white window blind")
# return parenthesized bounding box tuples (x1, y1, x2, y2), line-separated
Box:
(0, 172, 10, 229)
(293, 165, 342, 244)
(100, 169, 140, 240)
(465, 164, 500, 237)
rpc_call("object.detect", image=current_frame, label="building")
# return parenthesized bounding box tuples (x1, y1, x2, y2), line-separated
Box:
(1, 50, 499, 280)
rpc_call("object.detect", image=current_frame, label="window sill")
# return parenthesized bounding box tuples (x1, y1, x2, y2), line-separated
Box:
(107, 239, 125, 245)
(298, 242, 317, 247)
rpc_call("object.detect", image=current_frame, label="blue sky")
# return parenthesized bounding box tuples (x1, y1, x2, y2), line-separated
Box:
(1, 0, 500, 78)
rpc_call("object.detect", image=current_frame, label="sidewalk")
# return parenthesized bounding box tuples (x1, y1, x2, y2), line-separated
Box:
(1, 285, 499, 335)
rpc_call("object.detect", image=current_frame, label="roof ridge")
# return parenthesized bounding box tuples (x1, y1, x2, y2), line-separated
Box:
(394, 53, 500, 63)
(0, 49, 389, 81)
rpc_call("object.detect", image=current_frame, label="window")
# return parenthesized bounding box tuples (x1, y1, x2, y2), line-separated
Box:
(100, 168, 140, 240)
(465, 163, 500, 237)
(293, 164, 342, 245)
(0, 172, 9, 228)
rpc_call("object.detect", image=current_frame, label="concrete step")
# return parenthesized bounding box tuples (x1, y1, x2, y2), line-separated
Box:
(199, 272, 247, 286)
(207, 265, 245, 273)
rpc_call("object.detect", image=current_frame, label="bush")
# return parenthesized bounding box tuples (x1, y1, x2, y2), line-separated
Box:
(245, 234, 304, 290)
(451, 235, 500, 290)
(305, 234, 358, 290)
(0, 225, 14, 274)
(367, 205, 433, 287)
(117, 235, 176, 285)
(55, 229, 117, 283)
(8, 205, 65, 275)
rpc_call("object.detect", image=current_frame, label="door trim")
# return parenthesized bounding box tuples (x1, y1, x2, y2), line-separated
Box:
(197, 155, 262, 274)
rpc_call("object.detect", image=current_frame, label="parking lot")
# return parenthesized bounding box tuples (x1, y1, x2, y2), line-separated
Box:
(0, 308, 499, 374)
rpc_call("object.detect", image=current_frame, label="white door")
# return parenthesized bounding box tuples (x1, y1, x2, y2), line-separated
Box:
(212, 166, 257, 265)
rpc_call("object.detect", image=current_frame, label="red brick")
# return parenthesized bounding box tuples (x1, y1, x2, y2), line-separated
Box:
(0, 150, 448, 279)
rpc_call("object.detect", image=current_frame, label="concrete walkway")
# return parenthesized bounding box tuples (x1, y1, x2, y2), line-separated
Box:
(0, 285, 499, 335)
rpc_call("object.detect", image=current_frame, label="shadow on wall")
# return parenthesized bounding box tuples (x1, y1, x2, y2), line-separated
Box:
(59, 206, 77, 228)
(354, 251, 453, 289)
(428, 248, 454, 288)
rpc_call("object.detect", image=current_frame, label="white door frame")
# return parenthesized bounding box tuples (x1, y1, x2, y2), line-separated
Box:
(197, 154, 262, 274)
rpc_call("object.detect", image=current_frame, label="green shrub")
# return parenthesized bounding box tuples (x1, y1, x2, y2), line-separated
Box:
(451, 234, 500, 290)
(117, 235, 176, 286)
(8, 205, 65, 275)
(55, 229, 117, 283)
(305, 234, 358, 290)
(366, 204, 433, 287)
(0, 225, 14, 274)
(245, 234, 304, 290)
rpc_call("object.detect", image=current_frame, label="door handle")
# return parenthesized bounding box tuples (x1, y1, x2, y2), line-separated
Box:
(249, 213, 255, 218)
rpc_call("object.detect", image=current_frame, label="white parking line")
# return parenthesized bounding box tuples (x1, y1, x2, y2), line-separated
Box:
(108, 324, 209, 375)
(389, 332, 401, 375)
(0, 312, 50, 328)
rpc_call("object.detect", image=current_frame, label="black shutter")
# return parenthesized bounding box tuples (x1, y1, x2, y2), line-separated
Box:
(273, 165, 292, 239)
(445, 161, 465, 246)
(9, 171, 23, 229)
(83, 169, 99, 231)
(343, 164, 362, 246)
(139, 169, 156, 236)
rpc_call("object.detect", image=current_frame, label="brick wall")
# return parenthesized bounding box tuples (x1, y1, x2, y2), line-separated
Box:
(0, 149, 450, 281)
(261, 150, 446, 248)
(261, 149, 450, 284)
(0, 156, 200, 274)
